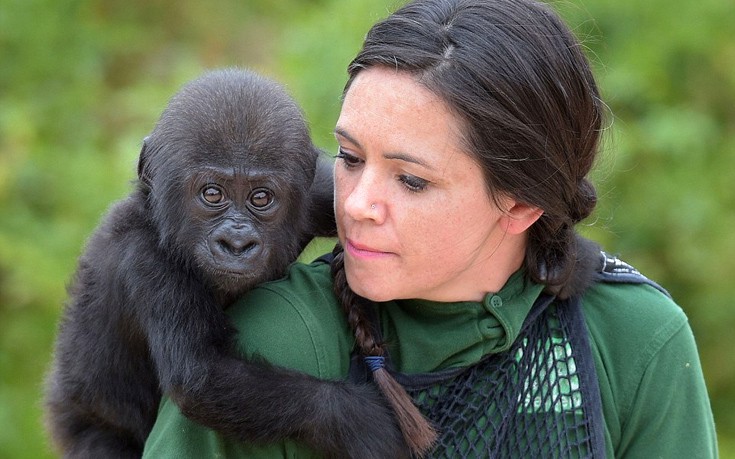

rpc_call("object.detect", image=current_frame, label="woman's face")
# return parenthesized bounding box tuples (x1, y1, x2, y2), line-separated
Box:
(334, 66, 530, 303)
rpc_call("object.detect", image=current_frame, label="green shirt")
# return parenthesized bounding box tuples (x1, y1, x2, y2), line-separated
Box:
(143, 260, 717, 458)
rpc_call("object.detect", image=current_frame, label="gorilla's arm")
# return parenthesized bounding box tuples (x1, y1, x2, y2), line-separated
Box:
(132, 247, 407, 459)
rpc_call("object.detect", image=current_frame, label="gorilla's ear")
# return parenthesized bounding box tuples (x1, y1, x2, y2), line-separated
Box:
(137, 136, 153, 189)
(307, 151, 337, 238)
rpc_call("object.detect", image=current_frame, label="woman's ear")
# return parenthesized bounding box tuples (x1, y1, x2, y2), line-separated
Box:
(501, 201, 543, 235)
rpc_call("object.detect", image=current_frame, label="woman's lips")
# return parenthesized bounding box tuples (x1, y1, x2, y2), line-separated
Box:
(345, 239, 393, 259)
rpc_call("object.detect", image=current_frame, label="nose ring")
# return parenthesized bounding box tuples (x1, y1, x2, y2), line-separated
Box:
(371, 203, 376, 210)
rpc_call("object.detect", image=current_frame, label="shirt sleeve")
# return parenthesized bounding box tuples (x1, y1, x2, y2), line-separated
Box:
(616, 318, 718, 458)
(143, 263, 353, 458)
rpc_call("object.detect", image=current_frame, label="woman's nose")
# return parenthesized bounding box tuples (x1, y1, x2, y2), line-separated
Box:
(342, 170, 384, 223)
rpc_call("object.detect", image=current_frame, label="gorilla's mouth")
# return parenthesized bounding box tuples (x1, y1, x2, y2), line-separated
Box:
(206, 268, 262, 295)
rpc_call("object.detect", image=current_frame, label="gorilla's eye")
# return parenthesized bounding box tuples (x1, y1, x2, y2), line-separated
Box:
(249, 188, 274, 209)
(201, 186, 225, 205)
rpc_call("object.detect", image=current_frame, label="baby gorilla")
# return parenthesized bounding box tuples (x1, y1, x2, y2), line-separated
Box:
(45, 69, 406, 458)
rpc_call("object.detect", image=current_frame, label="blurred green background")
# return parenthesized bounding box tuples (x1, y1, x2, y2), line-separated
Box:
(1, 0, 733, 457)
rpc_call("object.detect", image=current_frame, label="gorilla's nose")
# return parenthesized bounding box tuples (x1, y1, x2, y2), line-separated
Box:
(215, 233, 258, 256)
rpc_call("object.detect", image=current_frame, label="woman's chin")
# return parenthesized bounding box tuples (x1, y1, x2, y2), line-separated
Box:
(345, 274, 395, 303)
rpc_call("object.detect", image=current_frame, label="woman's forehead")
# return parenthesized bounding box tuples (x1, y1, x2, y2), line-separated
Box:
(338, 68, 464, 150)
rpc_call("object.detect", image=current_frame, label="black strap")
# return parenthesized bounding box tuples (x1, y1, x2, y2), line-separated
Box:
(595, 251, 670, 297)
(313, 251, 335, 265)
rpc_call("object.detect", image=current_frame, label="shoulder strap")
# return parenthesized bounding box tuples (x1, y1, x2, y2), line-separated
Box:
(594, 251, 670, 297)
(313, 251, 335, 265)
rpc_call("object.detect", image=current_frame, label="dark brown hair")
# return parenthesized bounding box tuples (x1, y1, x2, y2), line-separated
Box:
(332, 0, 604, 454)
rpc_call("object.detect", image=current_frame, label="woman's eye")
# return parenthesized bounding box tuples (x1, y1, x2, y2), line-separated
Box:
(249, 188, 274, 209)
(201, 186, 225, 204)
(335, 149, 362, 168)
(399, 174, 429, 193)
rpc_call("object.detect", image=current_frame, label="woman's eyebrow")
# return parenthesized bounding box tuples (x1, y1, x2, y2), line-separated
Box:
(334, 127, 361, 148)
(383, 152, 436, 171)
(335, 127, 436, 171)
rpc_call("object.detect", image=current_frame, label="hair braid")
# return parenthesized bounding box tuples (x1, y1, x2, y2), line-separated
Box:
(330, 246, 381, 356)
(330, 244, 437, 457)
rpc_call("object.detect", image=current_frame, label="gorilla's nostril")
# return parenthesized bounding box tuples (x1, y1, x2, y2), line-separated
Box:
(218, 239, 257, 256)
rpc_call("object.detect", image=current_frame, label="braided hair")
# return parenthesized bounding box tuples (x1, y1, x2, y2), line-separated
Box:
(331, 244, 437, 457)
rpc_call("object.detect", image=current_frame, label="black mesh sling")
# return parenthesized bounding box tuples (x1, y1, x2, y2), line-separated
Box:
(348, 252, 669, 458)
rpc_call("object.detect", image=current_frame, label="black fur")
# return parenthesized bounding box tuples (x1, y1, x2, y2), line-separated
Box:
(45, 68, 406, 459)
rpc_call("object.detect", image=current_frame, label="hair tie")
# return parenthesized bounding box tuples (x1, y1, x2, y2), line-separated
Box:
(364, 355, 385, 373)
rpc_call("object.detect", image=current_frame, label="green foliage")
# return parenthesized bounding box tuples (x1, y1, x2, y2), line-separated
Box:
(563, 1, 735, 447)
(0, 0, 732, 457)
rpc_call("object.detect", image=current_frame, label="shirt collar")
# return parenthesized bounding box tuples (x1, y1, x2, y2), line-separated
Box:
(380, 270, 546, 373)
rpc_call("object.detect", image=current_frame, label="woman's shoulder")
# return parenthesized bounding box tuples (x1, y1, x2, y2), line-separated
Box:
(248, 258, 336, 305)
(580, 261, 694, 411)
(225, 260, 354, 379)
(581, 268, 694, 415)
(582, 273, 687, 349)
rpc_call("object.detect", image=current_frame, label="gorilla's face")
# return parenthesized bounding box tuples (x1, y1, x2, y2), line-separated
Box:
(181, 162, 299, 294)
(138, 69, 320, 296)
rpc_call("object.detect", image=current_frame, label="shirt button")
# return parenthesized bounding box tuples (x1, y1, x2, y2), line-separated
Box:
(490, 295, 503, 308)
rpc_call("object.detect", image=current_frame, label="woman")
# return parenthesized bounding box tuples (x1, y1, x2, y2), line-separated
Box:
(144, 0, 717, 457)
